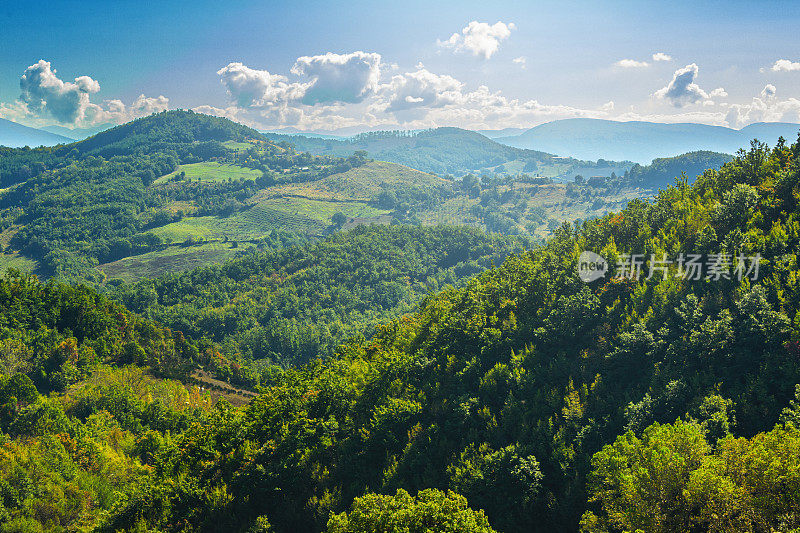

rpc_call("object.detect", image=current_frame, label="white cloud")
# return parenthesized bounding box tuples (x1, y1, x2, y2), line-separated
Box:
(216, 62, 304, 108)
(761, 84, 777, 99)
(615, 59, 649, 68)
(771, 59, 800, 72)
(652, 52, 672, 62)
(380, 67, 464, 114)
(513, 56, 527, 69)
(438, 21, 516, 59)
(7, 59, 167, 126)
(19, 60, 101, 124)
(291, 51, 381, 104)
(653, 63, 722, 107)
(709, 87, 728, 98)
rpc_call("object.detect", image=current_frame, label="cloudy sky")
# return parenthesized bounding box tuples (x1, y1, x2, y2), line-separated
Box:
(1, 0, 799, 133)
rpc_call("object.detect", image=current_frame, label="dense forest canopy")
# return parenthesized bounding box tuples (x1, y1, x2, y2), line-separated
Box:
(111, 224, 529, 382)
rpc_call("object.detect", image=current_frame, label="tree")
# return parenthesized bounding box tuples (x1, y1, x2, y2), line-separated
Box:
(331, 212, 347, 228)
(326, 489, 497, 533)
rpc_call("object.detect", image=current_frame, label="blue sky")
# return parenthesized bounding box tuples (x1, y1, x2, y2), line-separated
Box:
(1, 0, 799, 132)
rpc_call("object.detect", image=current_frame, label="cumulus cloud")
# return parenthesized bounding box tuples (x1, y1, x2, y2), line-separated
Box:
(761, 84, 777, 99)
(380, 67, 463, 113)
(438, 21, 516, 59)
(513, 56, 527, 69)
(652, 52, 672, 62)
(10, 59, 168, 126)
(653, 63, 723, 107)
(615, 59, 649, 68)
(725, 98, 800, 128)
(19, 60, 101, 123)
(217, 62, 304, 108)
(291, 51, 381, 105)
(771, 59, 800, 72)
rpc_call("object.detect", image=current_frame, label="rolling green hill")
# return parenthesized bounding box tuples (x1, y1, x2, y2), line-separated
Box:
(616, 150, 734, 189)
(0, 111, 646, 284)
(264, 127, 633, 179)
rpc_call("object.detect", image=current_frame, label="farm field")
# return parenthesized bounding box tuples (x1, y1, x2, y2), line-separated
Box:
(98, 241, 256, 282)
(154, 161, 262, 184)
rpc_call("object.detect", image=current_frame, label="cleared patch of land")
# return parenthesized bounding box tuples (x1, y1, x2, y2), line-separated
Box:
(98, 241, 256, 282)
(154, 161, 262, 185)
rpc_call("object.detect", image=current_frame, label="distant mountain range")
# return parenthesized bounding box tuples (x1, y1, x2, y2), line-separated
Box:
(495, 118, 800, 163)
(40, 123, 114, 140)
(0, 118, 74, 147)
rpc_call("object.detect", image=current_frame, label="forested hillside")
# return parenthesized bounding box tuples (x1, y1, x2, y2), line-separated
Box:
(111, 225, 529, 379)
(98, 134, 800, 531)
(0, 111, 374, 281)
(614, 150, 733, 189)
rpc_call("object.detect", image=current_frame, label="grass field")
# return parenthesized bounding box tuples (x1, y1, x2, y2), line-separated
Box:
(154, 162, 262, 185)
(0, 226, 39, 274)
(0, 252, 39, 274)
(98, 241, 256, 282)
(222, 140, 257, 151)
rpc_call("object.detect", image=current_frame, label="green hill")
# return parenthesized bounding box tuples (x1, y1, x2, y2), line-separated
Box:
(265, 127, 633, 179)
(112, 224, 530, 369)
(1, 135, 800, 532)
(618, 150, 733, 189)
(0, 112, 644, 284)
(108, 131, 800, 533)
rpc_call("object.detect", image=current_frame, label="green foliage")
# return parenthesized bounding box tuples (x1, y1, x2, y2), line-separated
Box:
(621, 150, 733, 189)
(326, 489, 497, 533)
(583, 418, 800, 532)
(112, 225, 529, 380)
(0, 270, 196, 389)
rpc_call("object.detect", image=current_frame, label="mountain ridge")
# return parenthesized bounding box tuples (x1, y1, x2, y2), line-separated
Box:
(0, 117, 74, 147)
(495, 118, 800, 163)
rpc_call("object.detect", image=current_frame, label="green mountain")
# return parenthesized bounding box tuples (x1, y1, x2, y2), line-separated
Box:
(0, 117, 74, 147)
(618, 150, 734, 189)
(0, 111, 381, 280)
(497, 118, 800, 163)
(264, 127, 633, 179)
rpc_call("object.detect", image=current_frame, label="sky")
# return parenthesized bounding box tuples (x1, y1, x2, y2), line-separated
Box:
(1, 0, 799, 133)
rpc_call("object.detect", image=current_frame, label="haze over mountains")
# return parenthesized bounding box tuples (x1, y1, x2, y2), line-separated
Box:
(495, 118, 800, 163)
(0, 117, 74, 147)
